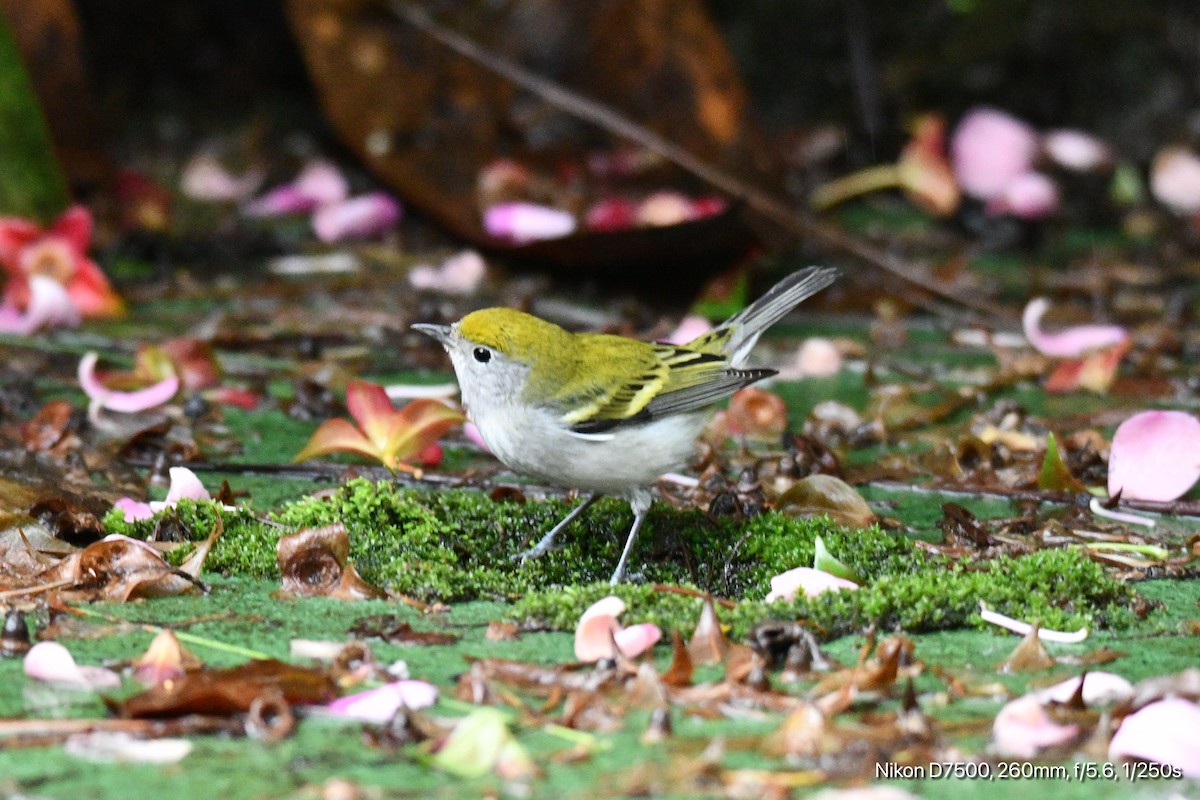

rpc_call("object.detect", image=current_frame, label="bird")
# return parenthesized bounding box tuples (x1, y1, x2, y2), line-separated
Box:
(413, 265, 838, 584)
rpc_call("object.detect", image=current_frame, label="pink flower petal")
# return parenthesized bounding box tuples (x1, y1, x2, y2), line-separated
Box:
(779, 337, 842, 379)
(1150, 146, 1200, 215)
(323, 680, 439, 722)
(163, 467, 211, 504)
(462, 421, 492, 454)
(51, 205, 94, 254)
(0, 274, 80, 334)
(408, 250, 486, 295)
(766, 567, 859, 603)
(993, 695, 1079, 758)
(636, 191, 695, 227)
(77, 352, 180, 412)
(243, 160, 350, 216)
(24, 641, 121, 690)
(584, 197, 638, 232)
(612, 622, 662, 658)
(987, 172, 1060, 219)
(483, 202, 576, 243)
(1108, 698, 1200, 777)
(1041, 129, 1112, 172)
(312, 193, 401, 242)
(1022, 297, 1129, 358)
(663, 315, 714, 346)
(1032, 672, 1134, 706)
(180, 155, 263, 202)
(115, 497, 155, 523)
(951, 108, 1039, 201)
(1108, 410, 1200, 502)
(574, 595, 626, 662)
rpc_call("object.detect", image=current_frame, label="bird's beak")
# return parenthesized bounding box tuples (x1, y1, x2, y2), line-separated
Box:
(412, 322, 452, 346)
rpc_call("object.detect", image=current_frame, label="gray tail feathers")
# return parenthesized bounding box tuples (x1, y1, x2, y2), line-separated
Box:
(723, 266, 839, 365)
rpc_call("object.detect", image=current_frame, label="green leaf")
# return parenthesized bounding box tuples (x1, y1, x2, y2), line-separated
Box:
(813, 535, 862, 583)
(0, 10, 69, 220)
(1038, 432, 1085, 492)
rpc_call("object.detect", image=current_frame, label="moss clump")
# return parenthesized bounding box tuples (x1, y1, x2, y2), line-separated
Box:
(101, 479, 1140, 637)
(513, 548, 1136, 639)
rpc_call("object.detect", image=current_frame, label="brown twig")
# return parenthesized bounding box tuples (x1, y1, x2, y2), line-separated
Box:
(387, 1, 1010, 326)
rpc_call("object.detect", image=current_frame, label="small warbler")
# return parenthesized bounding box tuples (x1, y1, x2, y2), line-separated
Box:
(414, 266, 838, 584)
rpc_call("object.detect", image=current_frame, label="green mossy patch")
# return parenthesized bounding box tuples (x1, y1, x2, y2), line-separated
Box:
(105, 478, 1138, 639)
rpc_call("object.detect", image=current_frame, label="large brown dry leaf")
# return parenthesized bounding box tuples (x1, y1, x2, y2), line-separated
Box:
(114, 659, 338, 719)
(276, 523, 385, 600)
(31, 536, 205, 601)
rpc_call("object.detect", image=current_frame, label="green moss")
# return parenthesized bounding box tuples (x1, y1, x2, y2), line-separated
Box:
(101, 479, 1139, 638)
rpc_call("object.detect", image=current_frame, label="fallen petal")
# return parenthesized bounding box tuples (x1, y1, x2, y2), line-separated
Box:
(78, 352, 180, 412)
(978, 604, 1089, 643)
(988, 171, 1060, 219)
(180, 155, 263, 202)
(65, 731, 193, 764)
(726, 386, 787, 441)
(993, 695, 1079, 758)
(0, 274, 80, 334)
(243, 160, 349, 216)
(575, 595, 626, 662)
(24, 641, 121, 690)
(1108, 410, 1200, 502)
(1150, 146, 1200, 215)
(1034, 671, 1134, 706)
(322, 680, 439, 722)
(951, 108, 1039, 201)
(312, 193, 402, 242)
(613, 623, 662, 659)
(662, 314, 714, 346)
(780, 337, 842, 379)
(1108, 698, 1200, 777)
(114, 497, 155, 523)
(1022, 297, 1129, 358)
(132, 629, 190, 686)
(408, 250, 487, 295)
(1042, 129, 1112, 172)
(636, 191, 695, 227)
(163, 467, 211, 504)
(483, 201, 576, 243)
(766, 567, 858, 603)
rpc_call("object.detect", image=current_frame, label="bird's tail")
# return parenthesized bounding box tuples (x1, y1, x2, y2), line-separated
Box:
(685, 266, 838, 366)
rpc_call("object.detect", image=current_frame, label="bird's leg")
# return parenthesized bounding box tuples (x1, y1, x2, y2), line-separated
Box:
(512, 493, 601, 562)
(609, 491, 653, 585)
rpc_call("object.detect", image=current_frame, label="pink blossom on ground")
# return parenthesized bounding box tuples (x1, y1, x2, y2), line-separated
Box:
(312, 193, 402, 243)
(987, 171, 1060, 219)
(765, 567, 858, 603)
(584, 197, 638, 232)
(0, 205, 122, 318)
(483, 202, 576, 243)
(1108, 698, 1200, 777)
(1032, 672, 1134, 705)
(322, 680, 439, 722)
(114, 497, 155, 523)
(1021, 298, 1129, 358)
(24, 641, 121, 690)
(243, 160, 349, 216)
(1041, 129, 1112, 172)
(1108, 410, 1200, 502)
(950, 108, 1039, 201)
(78, 352, 180, 413)
(114, 467, 210, 523)
(574, 596, 662, 662)
(0, 274, 80, 334)
(1150, 146, 1200, 215)
(778, 337, 843, 379)
(662, 314, 714, 346)
(992, 695, 1079, 758)
(180, 155, 263, 202)
(408, 250, 487, 295)
(636, 191, 694, 227)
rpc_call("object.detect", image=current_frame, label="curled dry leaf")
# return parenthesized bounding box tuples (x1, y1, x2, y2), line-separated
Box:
(775, 475, 876, 528)
(34, 534, 206, 602)
(276, 523, 386, 601)
(686, 596, 729, 666)
(725, 387, 787, 441)
(995, 625, 1057, 673)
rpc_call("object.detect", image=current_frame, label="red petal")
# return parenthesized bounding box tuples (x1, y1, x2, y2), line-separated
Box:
(383, 399, 464, 466)
(0, 217, 40, 270)
(51, 205, 93, 255)
(345, 379, 399, 449)
(67, 257, 123, 317)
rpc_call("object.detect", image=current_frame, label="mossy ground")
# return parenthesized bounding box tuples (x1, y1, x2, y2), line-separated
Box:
(105, 477, 1139, 640)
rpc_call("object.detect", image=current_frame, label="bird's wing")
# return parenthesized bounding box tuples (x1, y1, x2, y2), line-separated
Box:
(565, 343, 771, 435)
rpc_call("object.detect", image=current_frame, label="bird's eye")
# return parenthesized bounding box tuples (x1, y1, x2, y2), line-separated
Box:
(473, 347, 492, 363)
